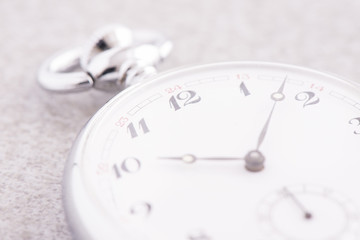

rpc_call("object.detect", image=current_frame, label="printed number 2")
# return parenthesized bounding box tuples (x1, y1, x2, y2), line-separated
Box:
(127, 118, 149, 138)
(169, 90, 201, 111)
(295, 91, 320, 108)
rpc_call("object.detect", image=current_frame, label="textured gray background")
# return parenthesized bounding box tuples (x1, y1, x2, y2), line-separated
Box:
(1, 0, 360, 239)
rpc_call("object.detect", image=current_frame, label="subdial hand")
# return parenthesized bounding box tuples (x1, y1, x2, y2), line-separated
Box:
(158, 154, 244, 164)
(283, 187, 313, 220)
(244, 76, 287, 172)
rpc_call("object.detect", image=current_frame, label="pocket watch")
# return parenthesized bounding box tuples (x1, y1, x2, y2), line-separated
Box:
(39, 25, 360, 240)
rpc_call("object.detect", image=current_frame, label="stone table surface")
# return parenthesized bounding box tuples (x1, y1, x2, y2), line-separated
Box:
(1, 0, 360, 239)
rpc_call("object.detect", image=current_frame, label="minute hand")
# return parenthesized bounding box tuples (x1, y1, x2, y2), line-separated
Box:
(243, 76, 287, 172)
(256, 76, 287, 150)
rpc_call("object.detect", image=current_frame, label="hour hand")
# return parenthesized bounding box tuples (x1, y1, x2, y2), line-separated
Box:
(158, 154, 244, 164)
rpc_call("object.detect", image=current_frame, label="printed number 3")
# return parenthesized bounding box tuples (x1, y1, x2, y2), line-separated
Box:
(349, 117, 360, 134)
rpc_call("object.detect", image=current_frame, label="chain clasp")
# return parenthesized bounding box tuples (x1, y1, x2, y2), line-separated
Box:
(38, 25, 172, 93)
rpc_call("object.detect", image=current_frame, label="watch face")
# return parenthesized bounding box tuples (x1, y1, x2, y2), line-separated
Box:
(64, 62, 360, 240)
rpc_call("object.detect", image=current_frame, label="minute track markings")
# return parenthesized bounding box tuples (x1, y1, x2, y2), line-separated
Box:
(127, 93, 163, 116)
(328, 91, 360, 111)
(184, 75, 229, 87)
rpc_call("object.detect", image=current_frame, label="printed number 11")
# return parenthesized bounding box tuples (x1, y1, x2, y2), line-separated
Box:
(127, 118, 150, 138)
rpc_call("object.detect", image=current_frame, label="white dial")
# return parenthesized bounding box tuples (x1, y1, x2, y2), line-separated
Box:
(64, 62, 360, 240)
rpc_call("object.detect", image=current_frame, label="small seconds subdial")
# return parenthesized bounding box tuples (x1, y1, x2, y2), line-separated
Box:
(257, 184, 360, 240)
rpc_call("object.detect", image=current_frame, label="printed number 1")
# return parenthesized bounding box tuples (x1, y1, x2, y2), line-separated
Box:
(240, 82, 251, 96)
